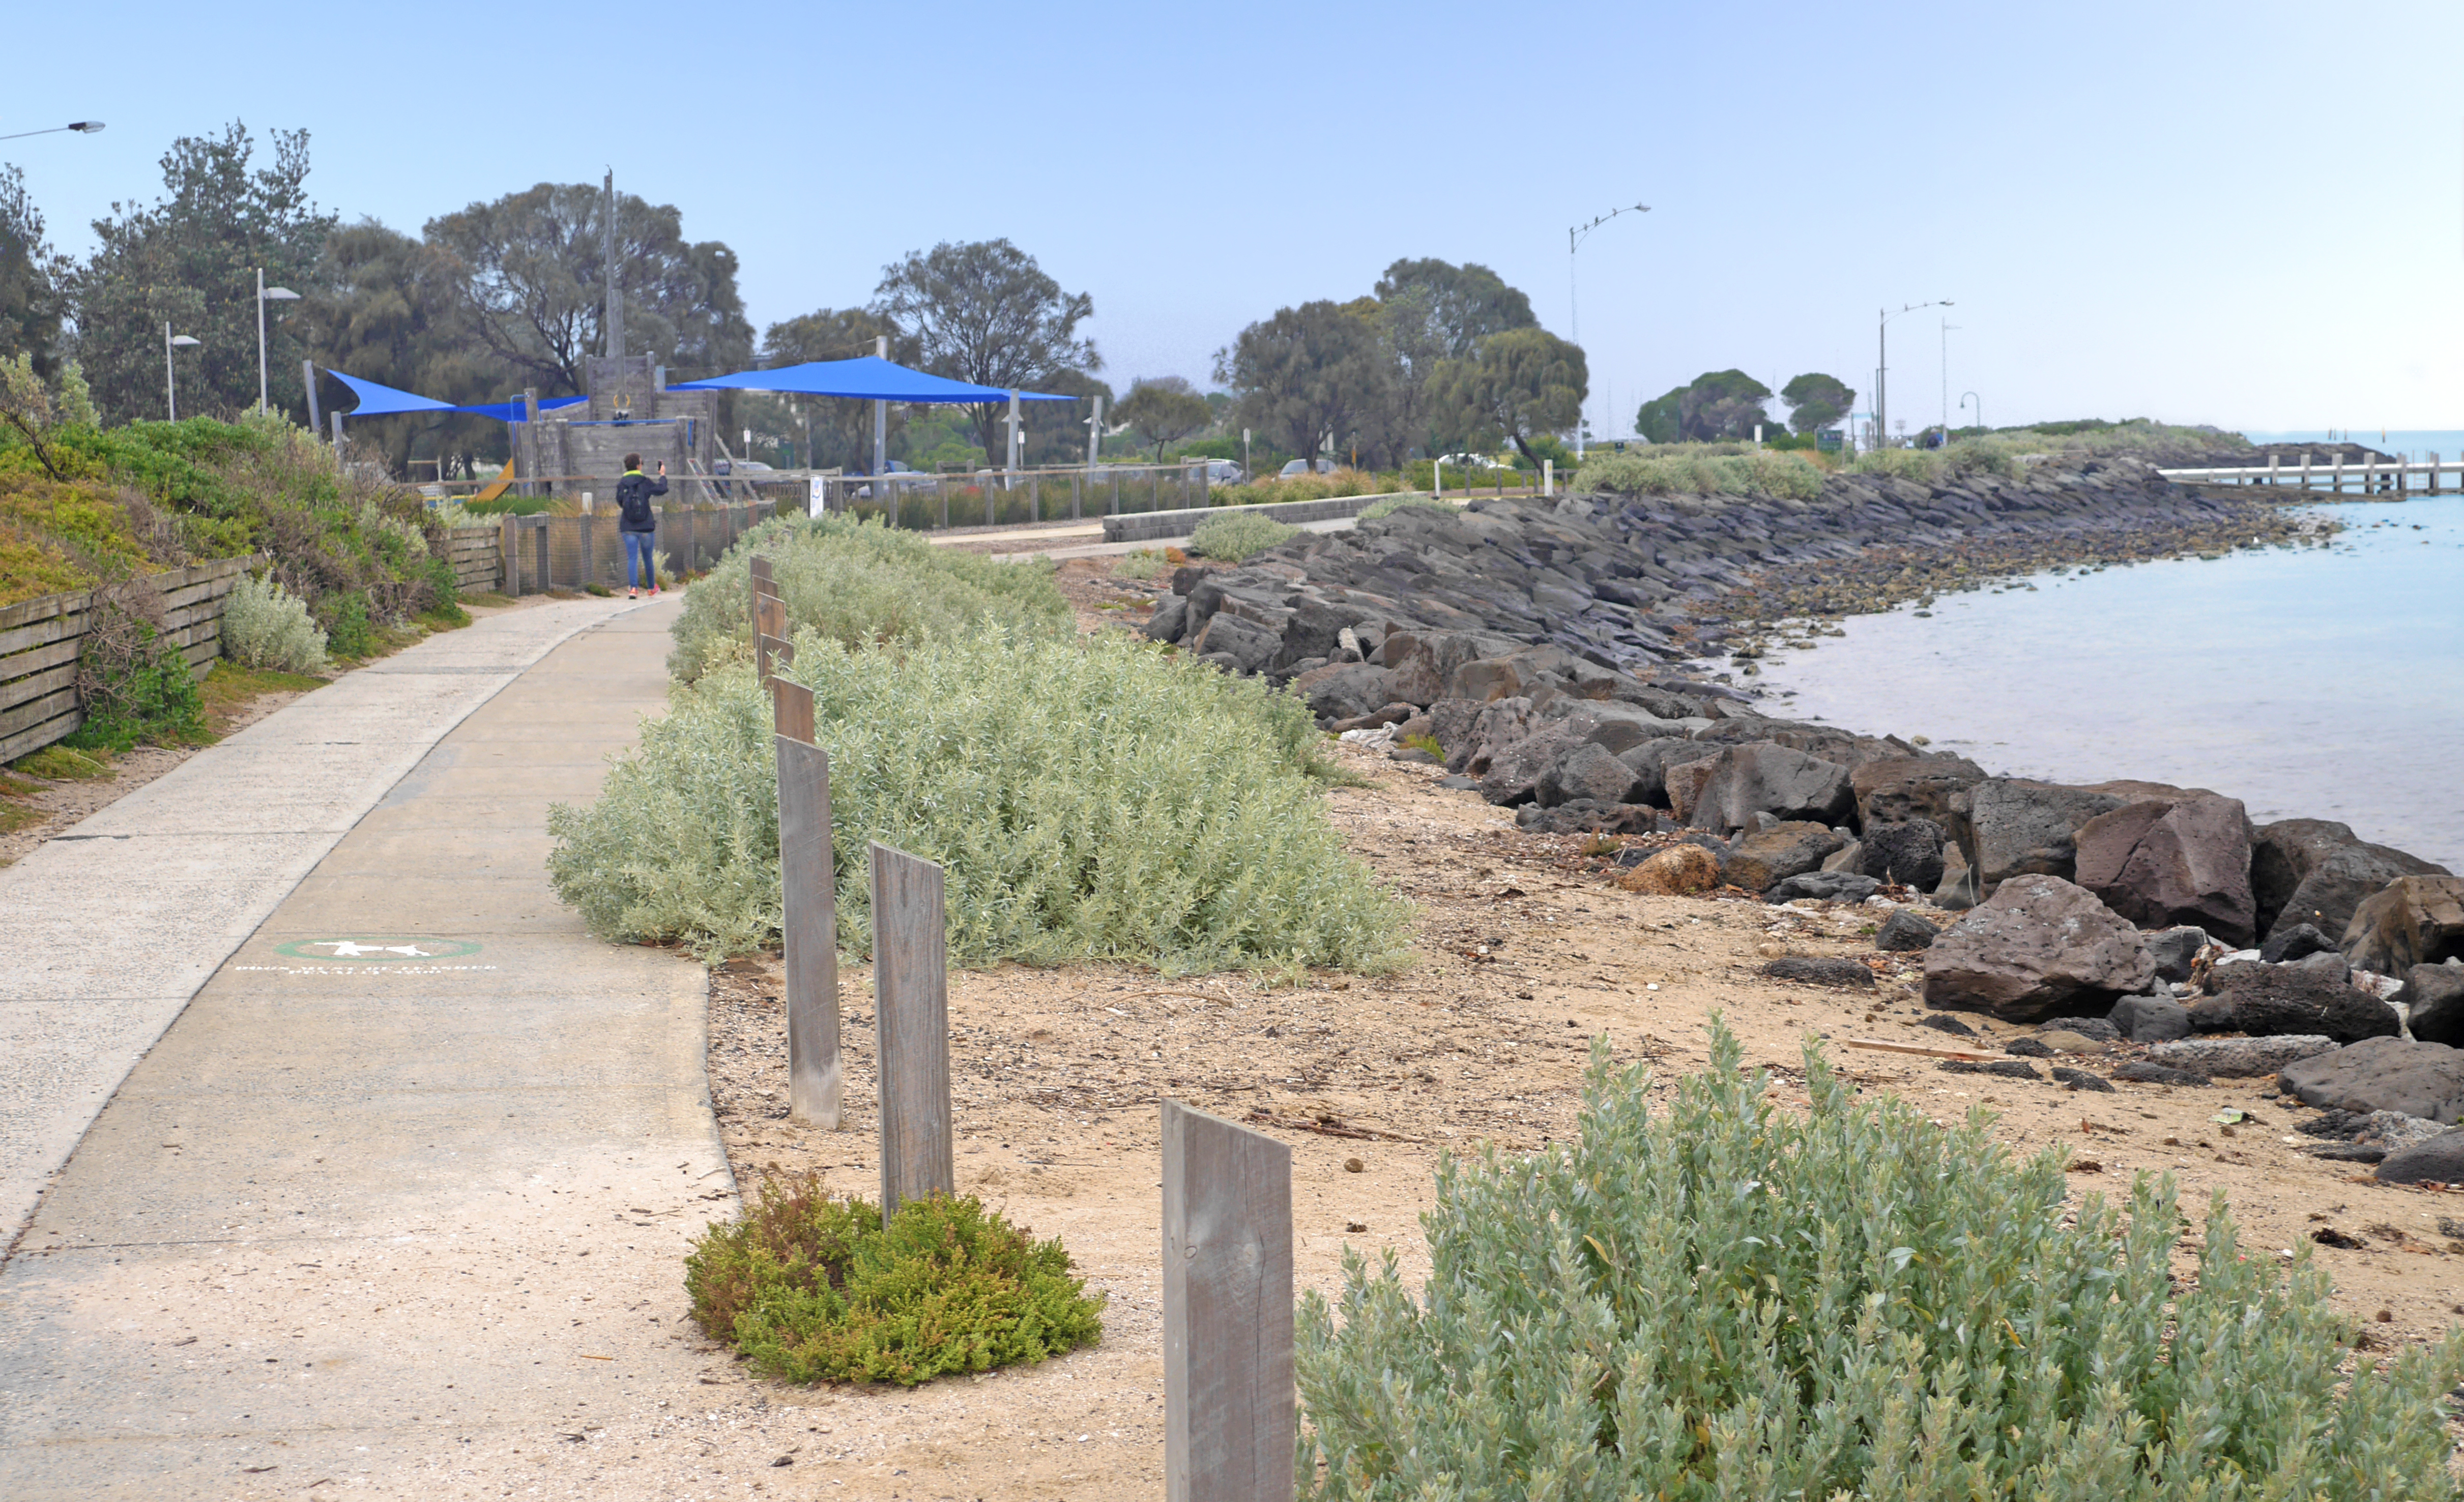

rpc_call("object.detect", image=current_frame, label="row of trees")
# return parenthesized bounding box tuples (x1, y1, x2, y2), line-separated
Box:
(1633, 370, 1856, 444)
(1210, 259, 1585, 470)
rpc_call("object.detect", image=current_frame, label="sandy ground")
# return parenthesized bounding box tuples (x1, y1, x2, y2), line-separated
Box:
(625, 730, 2464, 1501)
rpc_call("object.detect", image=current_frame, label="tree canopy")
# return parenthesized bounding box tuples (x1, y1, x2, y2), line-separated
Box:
(1635, 370, 1774, 444)
(872, 239, 1099, 464)
(1430, 328, 1587, 468)
(1371, 258, 1537, 357)
(66, 122, 336, 423)
(1, 166, 63, 381)
(1780, 372, 1854, 434)
(1114, 375, 1213, 460)
(1214, 300, 1390, 468)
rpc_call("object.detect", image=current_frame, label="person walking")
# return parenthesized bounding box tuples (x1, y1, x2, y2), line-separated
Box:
(616, 453, 666, 599)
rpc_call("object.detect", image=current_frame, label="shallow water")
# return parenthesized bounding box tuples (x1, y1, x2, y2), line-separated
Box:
(1749, 495, 2464, 872)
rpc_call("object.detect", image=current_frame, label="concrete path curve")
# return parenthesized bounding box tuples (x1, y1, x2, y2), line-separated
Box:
(0, 596, 733, 1497)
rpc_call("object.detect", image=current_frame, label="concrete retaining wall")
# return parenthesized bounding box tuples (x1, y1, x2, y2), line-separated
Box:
(0, 556, 258, 762)
(1099, 491, 1435, 544)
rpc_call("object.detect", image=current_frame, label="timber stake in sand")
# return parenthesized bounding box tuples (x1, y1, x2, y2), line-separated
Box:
(870, 841, 953, 1222)
(772, 675, 837, 1128)
(1162, 1100, 1294, 1502)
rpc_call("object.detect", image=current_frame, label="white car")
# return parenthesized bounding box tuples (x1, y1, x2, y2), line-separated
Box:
(1198, 459, 1244, 484)
(1278, 458, 1337, 478)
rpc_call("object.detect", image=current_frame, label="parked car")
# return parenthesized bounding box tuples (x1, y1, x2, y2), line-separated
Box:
(1277, 458, 1337, 478)
(1198, 459, 1244, 484)
(853, 460, 939, 499)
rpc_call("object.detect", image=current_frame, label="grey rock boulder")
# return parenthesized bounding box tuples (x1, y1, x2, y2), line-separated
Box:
(2111, 1061, 2211, 1086)
(1725, 821, 1846, 890)
(1451, 695, 1540, 774)
(1859, 819, 1948, 891)
(1688, 742, 1854, 834)
(1426, 698, 1484, 768)
(1476, 724, 1584, 806)
(2375, 1128, 2464, 1185)
(2341, 876, 2464, 976)
(2251, 816, 2450, 941)
(1617, 737, 1717, 809)
(1822, 839, 1864, 873)
(1534, 742, 1644, 809)
(1190, 610, 1283, 674)
(2108, 994, 2193, 1043)
(1293, 661, 1399, 724)
(2398, 961, 2464, 1048)
(1875, 910, 1941, 952)
(1143, 594, 1188, 641)
(1515, 800, 1663, 836)
(1767, 871, 1882, 903)
(2146, 925, 2210, 984)
(1922, 874, 2159, 1022)
(1851, 754, 1988, 829)
(2147, 1035, 2337, 1077)
(2279, 1037, 2464, 1124)
(2259, 923, 2339, 965)
(2191, 965, 2399, 1044)
(1762, 957, 1875, 988)
(1944, 779, 2129, 896)
(2073, 794, 2257, 948)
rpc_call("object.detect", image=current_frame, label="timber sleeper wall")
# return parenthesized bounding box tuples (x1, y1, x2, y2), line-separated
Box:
(0, 556, 258, 762)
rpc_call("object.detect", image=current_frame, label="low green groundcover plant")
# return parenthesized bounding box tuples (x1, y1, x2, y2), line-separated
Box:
(667, 514, 1071, 682)
(1355, 494, 1457, 522)
(1571, 448, 1827, 502)
(1296, 1020, 2464, 1500)
(686, 1178, 1104, 1387)
(1190, 508, 1298, 563)
(546, 628, 1408, 971)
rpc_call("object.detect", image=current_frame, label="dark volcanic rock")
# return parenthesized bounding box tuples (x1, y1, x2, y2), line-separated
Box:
(1944, 780, 2129, 896)
(1922, 875, 2157, 1022)
(2145, 926, 2210, 984)
(1762, 956, 1875, 988)
(1940, 1059, 2042, 1079)
(1516, 800, 1663, 836)
(2052, 1066, 2114, 1093)
(1534, 741, 1644, 809)
(1919, 1013, 1978, 1039)
(2040, 1016, 2121, 1042)
(2258, 923, 2339, 965)
(2073, 793, 2257, 948)
(2375, 1129, 2464, 1185)
(1875, 910, 1941, 952)
(2107, 994, 2192, 1043)
(1617, 737, 1718, 809)
(1852, 754, 1988, 830)
(1725, 821, 1845, 889)
(2399, 962, 2464, 1047)
(1859, 819, 1947, 891)
(2193, 965, 2397, 1043)
(2111, 1061, 2212, 1086)
(1688, 742, 1854, 833)
(2341, 876, 2464, 976)
(1475, 725, 1583, 806)
(2279, 1037, 2464, 1125)
(2251, 817, 2450, 941)
(1292, 662, 1398, 724)
(1767, 871, 1881, 903)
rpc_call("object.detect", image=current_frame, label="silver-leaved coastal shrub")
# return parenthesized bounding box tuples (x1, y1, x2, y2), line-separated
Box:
(546, 628, 1408, 974)
(1355, 495, 1457, 522)
(218, 572, 328, 673)
(666, 514, 1071, 682)
(1190, 509, 1299, 563)
(1297, 1020, 2464, 1501)
(1570, 449, 1825, 502)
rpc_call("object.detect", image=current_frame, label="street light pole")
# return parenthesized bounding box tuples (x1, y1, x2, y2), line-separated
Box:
(1876, 300, 1951, 448)
(1939, 318, 1960, 443)
(163, 323, 200, 421)
(1960, 391, 1983, 433)
(1568, 200, 1648, 459)
(256, 268, 301, 416)
(0, 120, 105, 142)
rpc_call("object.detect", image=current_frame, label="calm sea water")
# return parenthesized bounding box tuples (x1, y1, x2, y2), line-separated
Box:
(1749, 495, 2464, 872)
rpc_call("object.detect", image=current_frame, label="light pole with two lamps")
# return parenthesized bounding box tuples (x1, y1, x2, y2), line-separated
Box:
(0, 120, 105, 142)
(1568, 201, 1648, 459)
(163, 325, 200, 421)
(1877, 300, 1950, 448)
(256, 268, 300, 415)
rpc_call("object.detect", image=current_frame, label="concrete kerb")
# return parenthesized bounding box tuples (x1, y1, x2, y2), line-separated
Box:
(0, 596, 649, 1251)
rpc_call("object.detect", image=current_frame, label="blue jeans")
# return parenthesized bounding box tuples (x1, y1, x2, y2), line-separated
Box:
(622, 530, 655, 589)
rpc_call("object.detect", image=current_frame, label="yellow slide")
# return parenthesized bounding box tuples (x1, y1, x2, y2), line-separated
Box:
(470, 462, 516, 505)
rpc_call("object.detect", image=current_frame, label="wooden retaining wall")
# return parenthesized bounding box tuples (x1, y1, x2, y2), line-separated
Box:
(444, 525, 501, 594)
(0, 557, 258, 763)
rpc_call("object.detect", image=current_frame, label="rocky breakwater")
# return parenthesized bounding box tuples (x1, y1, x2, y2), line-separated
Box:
(1137, 467, 2459, 1176)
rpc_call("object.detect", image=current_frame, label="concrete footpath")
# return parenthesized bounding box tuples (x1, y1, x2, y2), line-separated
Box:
(0, 596, 734, 1497)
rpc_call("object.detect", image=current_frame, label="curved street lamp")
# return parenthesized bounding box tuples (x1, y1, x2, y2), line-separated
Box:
(257, 269, 301, 415)
(164, 326, 200, 421)
(1568, 201, 1648, 458)
(1877, 301, 1951, 447)
(0, 121, 104, 142)
(1960, 391, 1983, 434)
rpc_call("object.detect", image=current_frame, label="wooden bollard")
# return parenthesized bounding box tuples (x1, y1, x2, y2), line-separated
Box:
(1161, 1100, 1294, 1502)
(869, 842, 952, 1222)
(774, 683, 837, 1129)
(754, 593, 787, 682)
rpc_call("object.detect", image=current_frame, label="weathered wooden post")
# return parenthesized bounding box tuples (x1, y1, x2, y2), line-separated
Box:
(869, 842, 951, 1221)
(773, 678, 838, 1129)
(754, 591, 787, 683)
(1162, 1100, 1294, 1502)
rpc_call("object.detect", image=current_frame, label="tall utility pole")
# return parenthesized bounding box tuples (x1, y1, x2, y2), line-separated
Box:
(602, 169, 625, 366)
(872, 334, 888, 476)
(1876, 301, 1950, 448)
(1939, 317, 1960, 440)
(1567, 201, 1648, 459)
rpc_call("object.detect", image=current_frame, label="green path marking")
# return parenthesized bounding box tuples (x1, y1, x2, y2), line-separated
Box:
(272, 937, 484, 962)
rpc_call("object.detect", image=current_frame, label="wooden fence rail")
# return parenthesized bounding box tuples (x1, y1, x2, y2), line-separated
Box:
(0, 556, 258, 762)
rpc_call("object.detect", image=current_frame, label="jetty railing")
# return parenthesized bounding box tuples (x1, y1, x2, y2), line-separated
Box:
(2158, 453, 2458, 494)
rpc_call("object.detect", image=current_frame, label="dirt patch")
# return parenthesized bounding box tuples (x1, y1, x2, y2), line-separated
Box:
(645, 738, 2464, 1500)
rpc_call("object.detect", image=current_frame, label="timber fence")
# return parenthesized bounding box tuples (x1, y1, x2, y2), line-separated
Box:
(0, 556, 258, 762)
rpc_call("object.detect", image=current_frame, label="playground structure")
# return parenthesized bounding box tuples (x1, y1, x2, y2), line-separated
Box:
(507, 355, 721, 500)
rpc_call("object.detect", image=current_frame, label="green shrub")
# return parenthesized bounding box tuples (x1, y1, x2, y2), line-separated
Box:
(546, 629, 1408, 972)
(1296, 1021, 2464, 1501)
(219, 573, 329, 674)
(686, 1177, 1104, 1387)
(1571, 448, 1825, 502)
(1111, 547, 1173, 581)
(1849, 446, 1947, 482)
(668, 514, 1071, 682)
(1207, 469, 1390, 508)
(66, 588, 207, 753)
(1356, 495, 1456, 522)
(1190, 509, 1298, 563)
(319, 590, 375, 659)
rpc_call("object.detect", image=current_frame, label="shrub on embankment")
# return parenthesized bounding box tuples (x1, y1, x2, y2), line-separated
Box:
(666, 514, 1072, 683)
(1296, 1020, 2464, 1500)
(1571, 446, 1828, 501)
(548, 625, 1408, 973)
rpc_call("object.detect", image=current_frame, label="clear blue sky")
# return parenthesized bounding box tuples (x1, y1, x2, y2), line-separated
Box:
(10, 0, 2462, 434)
